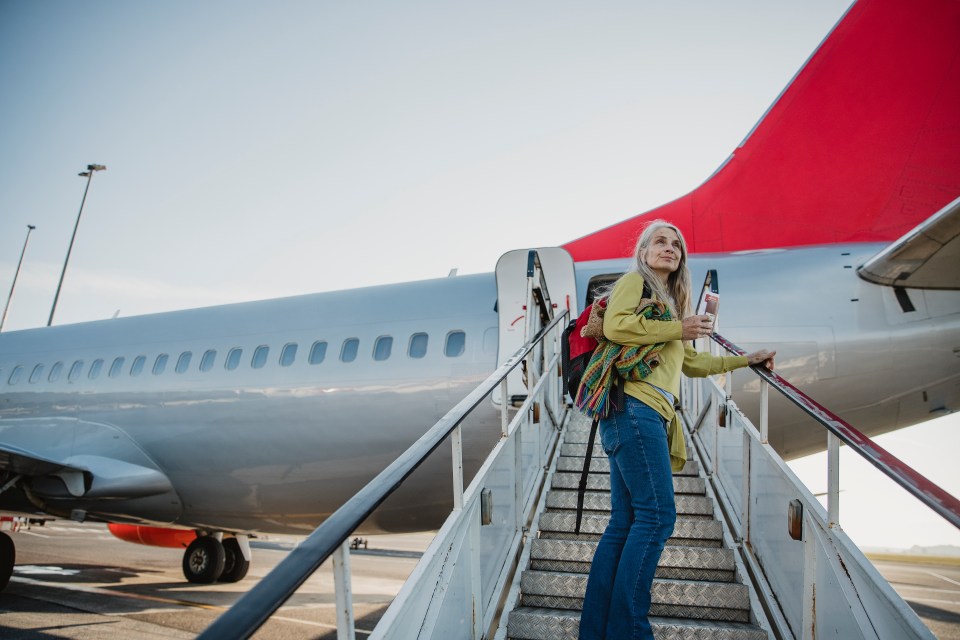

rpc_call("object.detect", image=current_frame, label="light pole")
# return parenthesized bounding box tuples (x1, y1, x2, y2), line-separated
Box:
(0, 224, 37, 333)
(48, 163, 106, 327)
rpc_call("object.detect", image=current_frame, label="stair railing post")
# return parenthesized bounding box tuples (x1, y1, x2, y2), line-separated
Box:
(500, 378, 510, 437)
(712, 381, 720, 475)
(544, 321, 556, 425)
(827, 431, 840, 527)
(514, 399, 524, 532)
(452, 425, 465, 511)
(469, 507, 483, 639)
(802, 512, 816, 640)
(332, 540, 356, 640)
(760, 379, 769, 444)
(742, 423, 751, 544)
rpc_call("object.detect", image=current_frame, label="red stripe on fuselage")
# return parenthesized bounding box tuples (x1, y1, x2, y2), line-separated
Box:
(563, 0, 960, 260)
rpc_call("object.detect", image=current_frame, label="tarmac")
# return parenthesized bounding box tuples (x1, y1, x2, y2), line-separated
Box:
(0, 521, 957, 639)
(0, 521, 431, 639)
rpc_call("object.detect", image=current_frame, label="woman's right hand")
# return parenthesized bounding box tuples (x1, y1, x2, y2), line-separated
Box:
(681, 314, 714, 340)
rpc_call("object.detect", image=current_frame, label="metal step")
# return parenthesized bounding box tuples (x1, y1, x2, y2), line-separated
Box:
(537, 512, 724, 547)
(546, 489, 715, 517)
(564, 425, 702, 444)
(551, 470, 706, 495)
(559, 443, 700, 476)
(507, 607, 768, 640)
(518, 571, 752, 623)
(529, 538, 735, 582)
(556, 454, 699, 477)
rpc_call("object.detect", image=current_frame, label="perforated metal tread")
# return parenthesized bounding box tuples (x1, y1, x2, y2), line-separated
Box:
(537, 512, 723, 546)
(546, 489, 714, 516)
(551, 471, 706, 494)
(565, 425, 703, 447)
(559, 443, 700, 475)
(529, 539, 735, 581)
(507, 607, 768, 640)
(520, 571, 750, 613)
(556, 454, 700, 476)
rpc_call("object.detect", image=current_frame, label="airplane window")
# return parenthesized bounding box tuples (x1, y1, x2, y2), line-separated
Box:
(373, 336, 392, 361)
(175, 352, 192, 374)
(200, 349, 217, 372)
(29, 364, 44, 384)
(88, 359, 104, 380)
(153, 354, 169, 375)
(444, 331, 466, 358)
(8, 366, 23, 385)
(48, 361, 64, 383)
(68, 360, 84, 382)
(308, 341, 327, 365)
(280, 343, 297, 367)
(408, 333, 428, 359)
(130, 356, 146, 377)
(252, 345, 269, 369)
(340, 338, 359, 363)
(225, 348, 242, 371)
(109, 357, 125, 378)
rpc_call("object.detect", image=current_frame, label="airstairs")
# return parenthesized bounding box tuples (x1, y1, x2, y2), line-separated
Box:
(198, 254, 957, 640)
(503, 412, 769, 639)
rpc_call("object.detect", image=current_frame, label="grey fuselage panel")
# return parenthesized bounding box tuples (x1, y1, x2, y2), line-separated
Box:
(0, 246, 957, 535)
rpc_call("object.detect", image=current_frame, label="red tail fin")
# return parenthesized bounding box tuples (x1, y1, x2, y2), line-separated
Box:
(564, 0, 960, 260)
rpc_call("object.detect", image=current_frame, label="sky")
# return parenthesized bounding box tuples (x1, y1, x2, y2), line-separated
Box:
(0, 1, 956, 551)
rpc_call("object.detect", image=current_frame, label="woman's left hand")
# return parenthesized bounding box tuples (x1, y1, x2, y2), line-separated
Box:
(746, 349, 776, 370)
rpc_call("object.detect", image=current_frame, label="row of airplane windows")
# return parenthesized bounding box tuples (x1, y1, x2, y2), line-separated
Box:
(1, 330, 467, 386)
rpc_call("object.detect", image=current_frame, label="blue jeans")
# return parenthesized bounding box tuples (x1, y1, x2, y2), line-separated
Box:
(578, 397, 677, 640)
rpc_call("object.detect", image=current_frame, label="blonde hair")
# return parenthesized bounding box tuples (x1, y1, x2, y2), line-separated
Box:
(630, 219, 692, 318)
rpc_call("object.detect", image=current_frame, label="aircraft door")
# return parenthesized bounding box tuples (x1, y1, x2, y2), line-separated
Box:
(494, 247, 577, 406)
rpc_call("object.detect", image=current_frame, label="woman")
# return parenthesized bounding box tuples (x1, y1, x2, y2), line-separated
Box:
(578, 220, 775, 640)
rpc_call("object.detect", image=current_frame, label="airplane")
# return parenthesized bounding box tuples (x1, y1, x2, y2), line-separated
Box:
(0, 0, 957, 589)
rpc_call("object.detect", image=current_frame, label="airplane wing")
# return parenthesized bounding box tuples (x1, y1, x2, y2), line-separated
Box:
(858, 195, 960, 290)
(0, 443, 74, 477)
(0, 419, 176, 501)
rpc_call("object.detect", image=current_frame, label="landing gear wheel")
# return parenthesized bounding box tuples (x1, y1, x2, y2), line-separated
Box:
(182, 536, 225, 584)
(0, 532, 14, 591)
(219, 537, 250, 583)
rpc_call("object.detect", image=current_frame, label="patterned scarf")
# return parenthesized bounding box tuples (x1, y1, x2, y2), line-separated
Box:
(574, 298, 672, 419)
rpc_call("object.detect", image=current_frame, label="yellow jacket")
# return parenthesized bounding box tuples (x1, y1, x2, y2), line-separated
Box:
(602, 271, 749, 470)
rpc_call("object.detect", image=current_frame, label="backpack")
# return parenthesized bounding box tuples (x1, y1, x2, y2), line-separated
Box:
(561, 301, 604, 400)
(562, 281, 651, 399)
(563, 281, 651, 534)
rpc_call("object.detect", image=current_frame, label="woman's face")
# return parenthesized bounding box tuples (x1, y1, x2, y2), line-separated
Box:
(644, 227, 683, 279)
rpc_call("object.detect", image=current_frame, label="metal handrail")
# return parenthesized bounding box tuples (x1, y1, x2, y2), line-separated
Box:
(198, 312, 569, 640)
(526, 250, 554, 325)
(712, 332, 960, 530)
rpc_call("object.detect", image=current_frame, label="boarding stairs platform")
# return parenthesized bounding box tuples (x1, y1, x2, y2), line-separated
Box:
(504, 412, 769, 640)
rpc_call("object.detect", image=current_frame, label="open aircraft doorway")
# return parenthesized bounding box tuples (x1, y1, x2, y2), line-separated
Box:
(494, 248, 576, 407)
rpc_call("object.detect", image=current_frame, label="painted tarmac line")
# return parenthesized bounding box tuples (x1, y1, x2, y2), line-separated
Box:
(908, 596, 960, 607)
(267, 614, 373, 634)
(10, 576, 223, 611)
(895, 583, 960, 596)
(9, 576, 376, 633)
(118, 609, 366, 633)
(926, 570, 960, 588)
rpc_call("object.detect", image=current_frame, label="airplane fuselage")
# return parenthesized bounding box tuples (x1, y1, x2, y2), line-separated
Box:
(0, 244, 958, 535)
